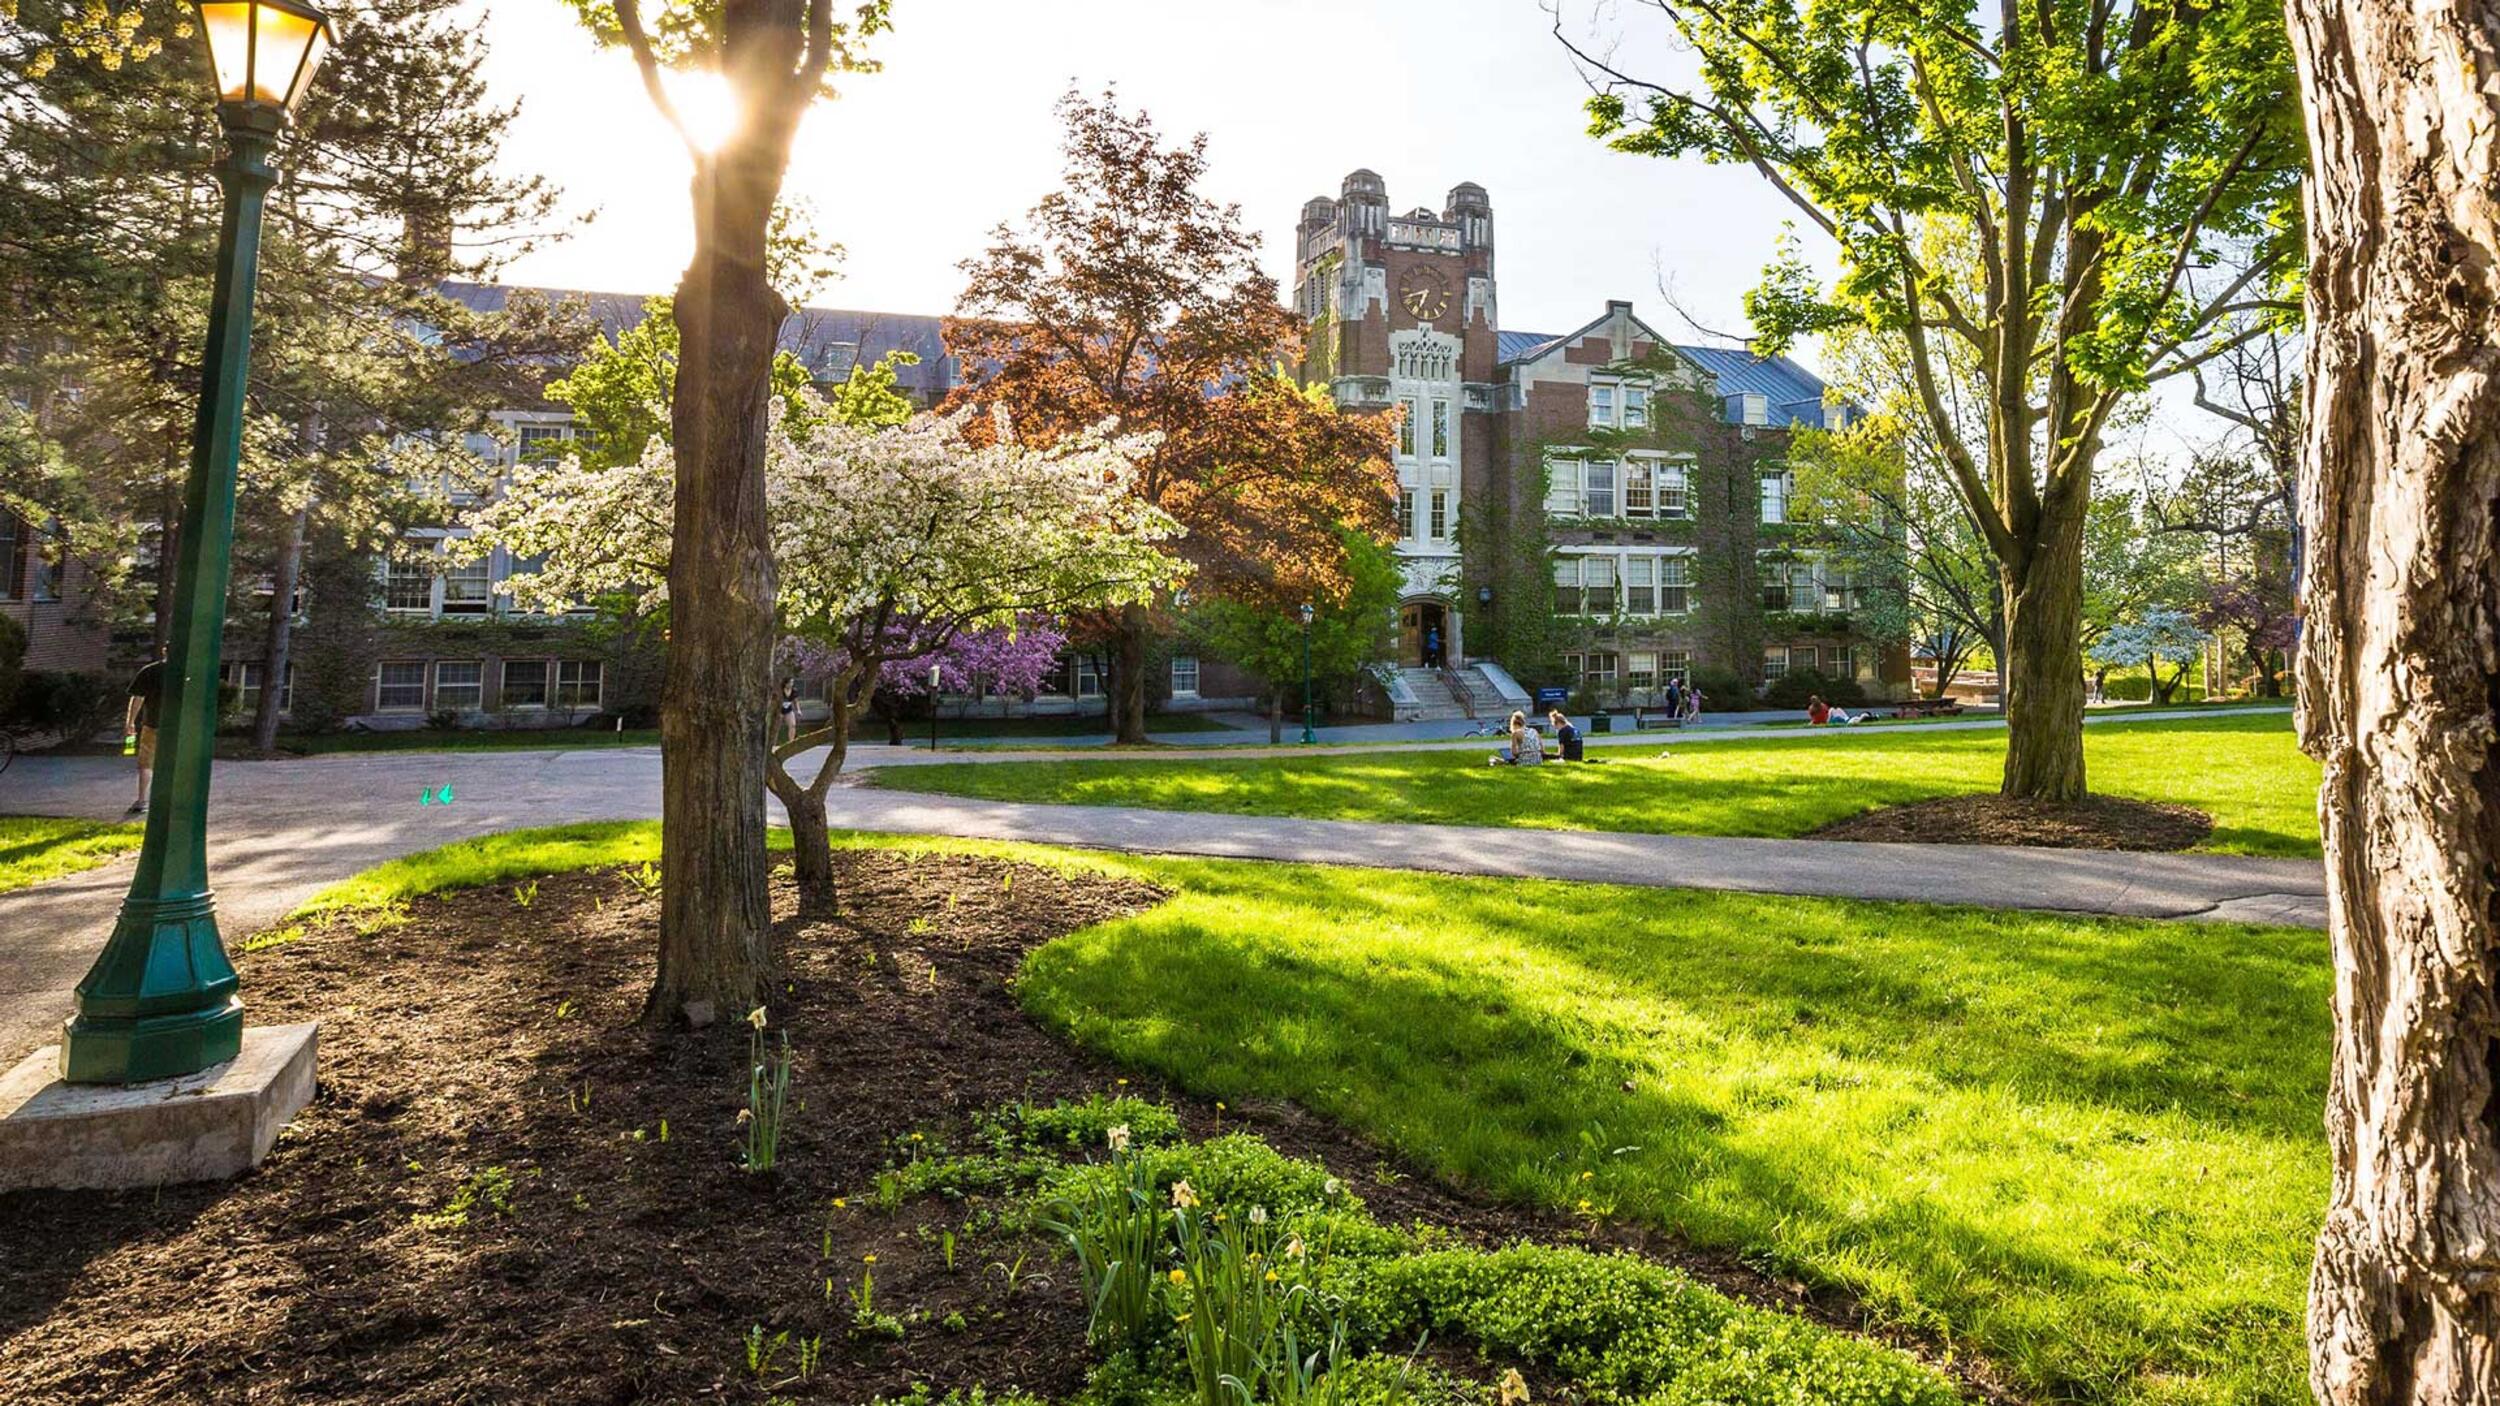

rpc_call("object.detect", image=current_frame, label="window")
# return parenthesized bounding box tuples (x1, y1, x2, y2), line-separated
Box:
(1398, 488, 1417, 540)
(1625, 385, 1649, 428)
(385, 555, 433, 612)
(1627, 652, 1658, 690)
(30, 522, 62, 601)
(1583, 555, 1617, 614)
(223, 662, 291, 718)
(555, 660, 603, 709)
(1822, 567, 1851, 612)
(1581, 651, 1620, 692)
(1169, 655, 1200, 697)
(442, 554, 492, 615)
(1660, 556, 1693, 614)
(1792, 645, 1824, 675)
(1762, 647, 1789, 682)
(1760, 469, 1792, 525)
(1624, 555, 1655, 614)
(0, 513, 22, 601)
(1764, 559, 1815, 612)
(434, 660, 483, 711)
(1590, 383, 1616, 427)
(1657, 460, 1690, 518)
(1661, 649, 1691, 682)
(377, 661, 428, 711)
(1552, 557, 1583, 615)
(1544, 459, 1581, 516)
(516, 423, 578, 465)
(1399, 401, 1417, 458)
(1431, 400, 1449, 458)
(501, 659, 550, 708)
(1074, 657, 1103, 698)
(1623, 461, 1652, 518)
(1584, 459, 1617, 519)
(1429, 489, 1448, 541)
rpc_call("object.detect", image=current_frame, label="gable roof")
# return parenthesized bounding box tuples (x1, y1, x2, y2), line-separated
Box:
(435, 282, 959, 398)
(1497, 323, 1842, 428)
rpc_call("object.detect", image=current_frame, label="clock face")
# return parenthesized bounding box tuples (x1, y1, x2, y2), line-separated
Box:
(1399, 266, 1452, 323)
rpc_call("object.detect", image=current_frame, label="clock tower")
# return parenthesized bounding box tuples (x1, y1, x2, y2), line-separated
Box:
(1294, 172, 1498, 665)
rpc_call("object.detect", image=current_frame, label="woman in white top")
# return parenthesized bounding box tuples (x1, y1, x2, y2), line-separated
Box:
(1492, 710, 1547, 766)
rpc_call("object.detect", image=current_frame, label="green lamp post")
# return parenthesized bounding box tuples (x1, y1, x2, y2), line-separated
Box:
(59, 0, 336, 1085)
(1298, 602, 1317, 745)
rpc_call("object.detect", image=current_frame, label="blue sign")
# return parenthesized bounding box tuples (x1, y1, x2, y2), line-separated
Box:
(1534, 686, 1569, 709)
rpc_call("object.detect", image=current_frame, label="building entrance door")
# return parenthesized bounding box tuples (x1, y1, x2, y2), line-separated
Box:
(1400, 601, 1449, 668)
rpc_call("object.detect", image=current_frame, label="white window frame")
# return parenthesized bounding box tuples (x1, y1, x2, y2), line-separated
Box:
(1660, 555, 1694, 615)
(1584, 459, 1617, 519)
(433, 660, 484, 712)
(376, 660, 428, 712)
(1544, 458, 1582, 517)
(500, 658, 551, 710)
(1431, 399, 1449, 459)
(1429, 488, 1449, 542)
(1761, 468, 1793, 525)
(1398, 487, 1417, 542)
(1169, 654, 1201, 698)
(555, 660, 603, 710)
(1589, 382, 1617, 428)
(1661, 649, 1692, 682)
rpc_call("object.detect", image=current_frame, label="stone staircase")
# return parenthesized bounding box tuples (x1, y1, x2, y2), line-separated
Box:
(1449, 665, 1511, 720)
(1392, 667, 1473, 722)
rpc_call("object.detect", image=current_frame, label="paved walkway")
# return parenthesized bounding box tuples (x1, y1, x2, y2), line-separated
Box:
(0, 707, 2322, 1065)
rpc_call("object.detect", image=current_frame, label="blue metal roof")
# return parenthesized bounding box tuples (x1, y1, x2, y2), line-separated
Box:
(436, 282, 958, 397)
(1495, 329, 1839, 427)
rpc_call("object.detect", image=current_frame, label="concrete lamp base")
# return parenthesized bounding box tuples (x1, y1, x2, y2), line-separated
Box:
(0, 1022, 317, 1192)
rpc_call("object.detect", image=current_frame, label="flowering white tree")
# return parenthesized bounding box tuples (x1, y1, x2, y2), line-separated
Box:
(2086, 606, 2211, 706)
(464, 406, 1182, 909)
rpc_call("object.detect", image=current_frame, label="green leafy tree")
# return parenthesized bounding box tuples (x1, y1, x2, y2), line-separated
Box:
(548, 296, 906, 470)
(1186, 527, 1401, 743)
(1788, 418, 1988, 698)
(1559, 0, 2301, 798)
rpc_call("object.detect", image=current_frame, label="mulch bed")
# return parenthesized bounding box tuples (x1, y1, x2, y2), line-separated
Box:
(0, 848, 2014, 1406)
(1808, 793, 2216, 851)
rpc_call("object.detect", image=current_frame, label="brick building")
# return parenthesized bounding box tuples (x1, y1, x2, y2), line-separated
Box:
(1292, 170, 1908, 709)
(0, 509, 108, 675)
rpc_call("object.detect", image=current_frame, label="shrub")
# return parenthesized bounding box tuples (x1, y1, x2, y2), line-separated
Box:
(0, 614, 23, 716)
(1684, 667, 1752, 713)
(4, 670, 117, 743)
(1762, 668, 1865, 710)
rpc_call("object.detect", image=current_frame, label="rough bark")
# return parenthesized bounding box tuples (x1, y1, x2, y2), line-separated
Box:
(252, 501, 306, 756)
(644, 135, 787, 1027)
(1268, 690, 1284, 745)
(1998, 526, 2089, 800)
(1112, 604, 1150, 744)
(2286, 1, 2500, 1400)
(768, 671, 863, 916)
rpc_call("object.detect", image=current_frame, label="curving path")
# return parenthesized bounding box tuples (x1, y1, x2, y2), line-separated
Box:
(0, 719, 2325, 1065)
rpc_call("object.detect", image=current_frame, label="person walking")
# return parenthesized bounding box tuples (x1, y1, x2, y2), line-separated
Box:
(1424, 624, 1442, 669)
(778, 677, 801, 745)
(124, 654, 165, 816)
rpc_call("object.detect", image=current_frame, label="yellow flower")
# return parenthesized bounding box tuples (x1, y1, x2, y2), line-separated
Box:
(1498, 1366, 1531, 1405)
(863, 1252, 877, 1264)
(1263, 1269, 1279, 1283)
(832, 1197, 847, 1209)
(1107, 1124, 1132, 1153)
(1284, 1236, 1307, 1260)
(1168, 1268, 1188, 1284)
(1577, 1199, 1594, 1214)
(1170, 1180, 1199, 1209)
(1580, 1171, 1595, 1182)
(747, 1006, 768, 1031)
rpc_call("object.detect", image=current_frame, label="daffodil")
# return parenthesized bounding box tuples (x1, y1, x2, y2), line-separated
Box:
(1107, 1124, 1132, 1152)
(747, 1006, 768, 1031)
(1498, 1366, 1532, 1405)
(1170, 1180, 1199, 1209)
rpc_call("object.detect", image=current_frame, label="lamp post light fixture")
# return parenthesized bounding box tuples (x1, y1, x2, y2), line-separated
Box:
(1297, 602, 1317, 745)
(58, 0, 335, 1085)
(929, 662, 944, 753)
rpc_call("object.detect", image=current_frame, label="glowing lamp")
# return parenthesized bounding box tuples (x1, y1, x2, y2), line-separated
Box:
(194, 0, 335, 121)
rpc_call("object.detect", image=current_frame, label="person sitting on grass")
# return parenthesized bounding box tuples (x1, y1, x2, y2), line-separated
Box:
(1807, 693, 1832, 726)
(1548, 708, 1584, 762)
(1489, 710, 1546, 766)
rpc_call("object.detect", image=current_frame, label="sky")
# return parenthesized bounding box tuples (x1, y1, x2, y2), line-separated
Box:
(467, 0, 1806, 347)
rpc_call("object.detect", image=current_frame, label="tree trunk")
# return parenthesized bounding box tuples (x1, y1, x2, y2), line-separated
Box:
(645, 138, 788, 1028)
(1998, 528, 2088, 800)
(2286, 2, 2500, 1400)
(251, 501, 307, 756)
(1112, 603, 1150, 744)
(1269, 690, 1284, 744)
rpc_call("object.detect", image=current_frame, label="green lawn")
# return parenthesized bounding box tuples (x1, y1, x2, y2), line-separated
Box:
(321, 821, 2326, 1406)
(0, 815, 145, 893)
(872, 711, 2322, 857)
